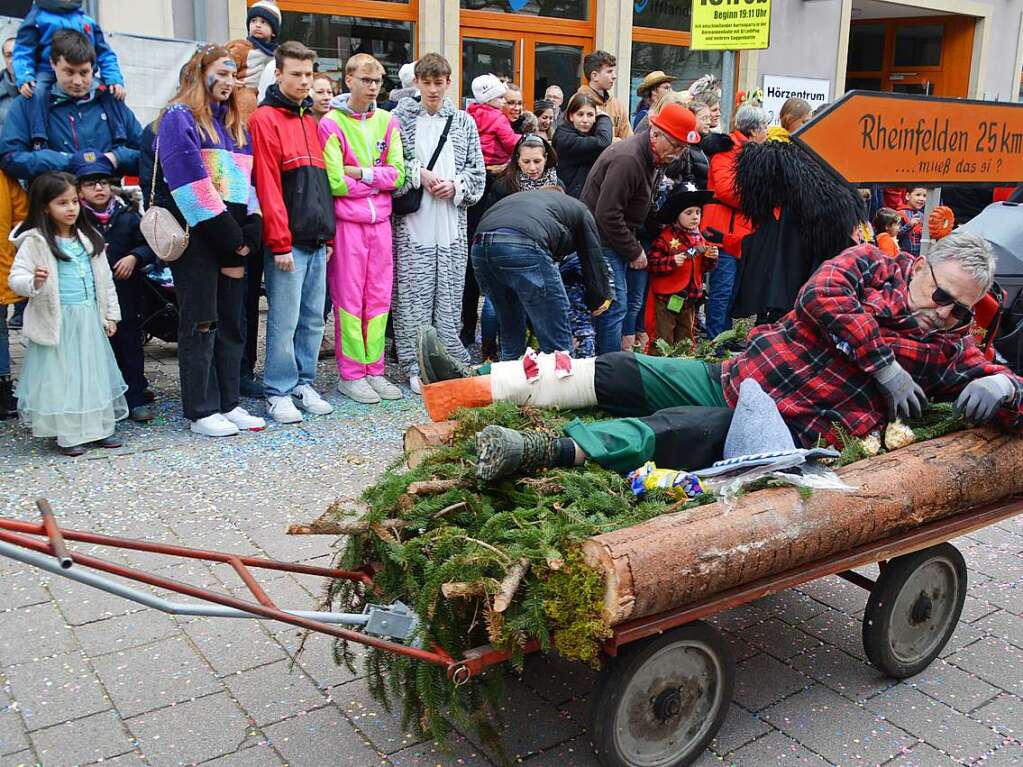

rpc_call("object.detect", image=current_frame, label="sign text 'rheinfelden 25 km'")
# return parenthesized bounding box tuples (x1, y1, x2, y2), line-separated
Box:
(793, 91, 1023, 186)
(691, 0, 772, 51)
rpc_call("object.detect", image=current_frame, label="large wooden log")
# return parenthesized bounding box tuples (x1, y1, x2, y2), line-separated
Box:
(581, 429, 1023, 626)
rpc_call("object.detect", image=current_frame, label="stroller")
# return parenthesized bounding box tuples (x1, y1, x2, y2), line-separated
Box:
(140, 263, 179, 344)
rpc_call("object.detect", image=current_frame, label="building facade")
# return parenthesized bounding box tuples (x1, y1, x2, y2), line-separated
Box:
(3, 0, 1019, 115)
(273, 0, 1023, 119)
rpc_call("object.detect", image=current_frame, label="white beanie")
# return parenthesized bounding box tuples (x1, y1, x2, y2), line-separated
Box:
(472, 74, 507, 104)
(399, 62, 416, 89)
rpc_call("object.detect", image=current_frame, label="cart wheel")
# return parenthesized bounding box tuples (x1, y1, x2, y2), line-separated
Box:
(589, 621, 733, 767)
(862, 543, 967, 679)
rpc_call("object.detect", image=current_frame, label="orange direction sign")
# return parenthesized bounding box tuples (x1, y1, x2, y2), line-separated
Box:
(792, 91, 1023, 186)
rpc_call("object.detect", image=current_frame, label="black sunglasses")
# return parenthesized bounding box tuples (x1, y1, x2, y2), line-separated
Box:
(927, 261, 975, 326)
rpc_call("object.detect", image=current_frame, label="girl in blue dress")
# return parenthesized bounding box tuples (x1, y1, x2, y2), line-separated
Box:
(8, 171, 127, 456)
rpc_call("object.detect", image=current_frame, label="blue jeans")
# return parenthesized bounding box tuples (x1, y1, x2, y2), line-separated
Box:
(706, 250, 740, 339)
(471, 233, 572, 361)
(594, 246, 628, 355)
(481, 297, 498, 345)
(263, 245, 327, 397)
(0, 306, 9, 376)
(623, 265, 648, 337)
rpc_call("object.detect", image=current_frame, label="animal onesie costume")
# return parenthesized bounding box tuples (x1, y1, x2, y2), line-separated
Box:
(391, 95, 485, 378)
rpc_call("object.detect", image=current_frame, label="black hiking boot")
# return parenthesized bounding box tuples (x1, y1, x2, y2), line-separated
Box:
(417, 326, 473, 385)
(475, 426, 565, 481)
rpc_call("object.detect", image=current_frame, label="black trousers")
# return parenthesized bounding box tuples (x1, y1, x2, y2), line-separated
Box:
(169, 244, 245, 421)
(242, 248, 265, 375)
(108, 272, 149, 409)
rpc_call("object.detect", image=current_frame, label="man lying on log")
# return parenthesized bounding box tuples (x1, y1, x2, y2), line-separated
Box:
(420, 231, 1023, 480)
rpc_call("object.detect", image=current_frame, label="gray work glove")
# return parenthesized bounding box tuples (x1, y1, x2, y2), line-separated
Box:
(873, 361, 928, 421)
(955, 374, 1016, 422)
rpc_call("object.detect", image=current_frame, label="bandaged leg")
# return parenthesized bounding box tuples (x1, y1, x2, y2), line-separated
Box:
(422, 353, 598, 422)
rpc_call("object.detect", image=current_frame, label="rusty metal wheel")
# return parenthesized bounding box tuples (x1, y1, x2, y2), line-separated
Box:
(589, 621, 734, 767)
(862, 543, 967, 679)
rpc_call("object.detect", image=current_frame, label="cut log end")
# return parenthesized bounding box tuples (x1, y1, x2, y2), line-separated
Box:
(404, 421, 458, 469)
(441, 581, 486, 599)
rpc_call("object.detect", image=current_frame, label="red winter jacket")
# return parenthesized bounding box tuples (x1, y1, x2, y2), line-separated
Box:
(702, 130, 754, 258)
(467, 102, 519, 166)
(248, 86, 335, 255)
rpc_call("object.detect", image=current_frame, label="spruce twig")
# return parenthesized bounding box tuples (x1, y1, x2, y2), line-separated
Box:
(493, 558, 530, 613)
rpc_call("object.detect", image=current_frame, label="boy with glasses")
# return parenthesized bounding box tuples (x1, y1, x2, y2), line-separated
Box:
(73, 151, 157, 422)
(319, 53, 406, 404)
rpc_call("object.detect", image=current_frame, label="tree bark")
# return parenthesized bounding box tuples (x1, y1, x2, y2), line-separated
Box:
(404, 421, 458, 469)
(581, 429, 1023, 626)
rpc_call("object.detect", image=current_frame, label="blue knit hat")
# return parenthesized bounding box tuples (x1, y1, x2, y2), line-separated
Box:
(248, 0, 281, 37)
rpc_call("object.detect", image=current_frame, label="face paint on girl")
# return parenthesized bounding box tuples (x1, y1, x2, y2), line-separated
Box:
(206, 57, 237, 102)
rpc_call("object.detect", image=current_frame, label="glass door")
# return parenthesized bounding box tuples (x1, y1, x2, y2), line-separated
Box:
(461, 31, 584, 106)
(533, 41, 582, 107)
(461, 32, 521, 104)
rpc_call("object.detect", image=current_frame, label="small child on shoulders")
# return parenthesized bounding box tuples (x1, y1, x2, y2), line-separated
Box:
(873, 207, 901, 258)
(897, 187, 927, 257)
(647, 184, 717, 350)
(14, 0, 125, 99)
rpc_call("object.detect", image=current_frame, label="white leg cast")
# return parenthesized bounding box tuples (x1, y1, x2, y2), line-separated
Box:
(489, 354, 598, 409)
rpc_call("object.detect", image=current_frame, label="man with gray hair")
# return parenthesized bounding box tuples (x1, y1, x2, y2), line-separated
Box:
(417, 233, 1023, 480)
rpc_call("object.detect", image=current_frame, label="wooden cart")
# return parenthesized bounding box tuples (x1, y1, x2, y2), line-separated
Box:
(1, 495, 1020, 767)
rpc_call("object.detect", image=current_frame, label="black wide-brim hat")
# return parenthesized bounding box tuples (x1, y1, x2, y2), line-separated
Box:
(658, 185, 715, 225)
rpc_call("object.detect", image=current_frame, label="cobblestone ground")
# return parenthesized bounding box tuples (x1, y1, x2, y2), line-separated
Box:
(0, 317, 1021, 766)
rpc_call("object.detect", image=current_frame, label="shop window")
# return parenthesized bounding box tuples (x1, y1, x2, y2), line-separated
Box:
(633, 0, 691, 32)
(629, 42, 723, 115)
(460, 0, 588, 21)
(847, 23, 885, 73)
(279, 11, 415, 92)
(893, 24, 943, 68)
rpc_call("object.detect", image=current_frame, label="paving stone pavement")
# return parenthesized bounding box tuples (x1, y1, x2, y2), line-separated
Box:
(0, 321, 1022, 766)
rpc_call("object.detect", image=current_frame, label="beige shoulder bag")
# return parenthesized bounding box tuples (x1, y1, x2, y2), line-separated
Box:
(140, 138, 190, 263)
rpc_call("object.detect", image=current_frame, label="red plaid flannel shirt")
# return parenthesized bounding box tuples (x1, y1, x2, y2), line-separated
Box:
(721, 244, 1023, 447)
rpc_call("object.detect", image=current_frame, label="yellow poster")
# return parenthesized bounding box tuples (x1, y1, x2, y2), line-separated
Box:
(691, 0, 772, 50)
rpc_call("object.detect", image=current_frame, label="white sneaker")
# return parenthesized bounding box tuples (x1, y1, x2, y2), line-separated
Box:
(366, 375, 403, 400)
(222, 406, 266, 431)
(292, 384, 334, 415)
(338, 377, 381, 404)
(190, 413, 239, 437)
(409, 375, 422, 395)
(267, 395, 303, 424)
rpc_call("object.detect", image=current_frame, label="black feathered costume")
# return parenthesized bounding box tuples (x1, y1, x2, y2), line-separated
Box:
(730, 139, 866, 321)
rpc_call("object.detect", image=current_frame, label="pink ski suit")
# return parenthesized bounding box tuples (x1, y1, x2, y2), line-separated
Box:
(318, 94, 405, 380)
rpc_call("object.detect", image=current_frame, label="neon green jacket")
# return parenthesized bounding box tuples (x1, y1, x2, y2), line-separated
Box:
(318, 94, 405, 224)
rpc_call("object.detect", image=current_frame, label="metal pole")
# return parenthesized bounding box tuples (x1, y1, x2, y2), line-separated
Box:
(920, 186, 942, 259)
(0, 537, 369, 625)
(720, 51, 737, 132)
(37, 498, 71, 569)
(192, 0, 207, 44)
